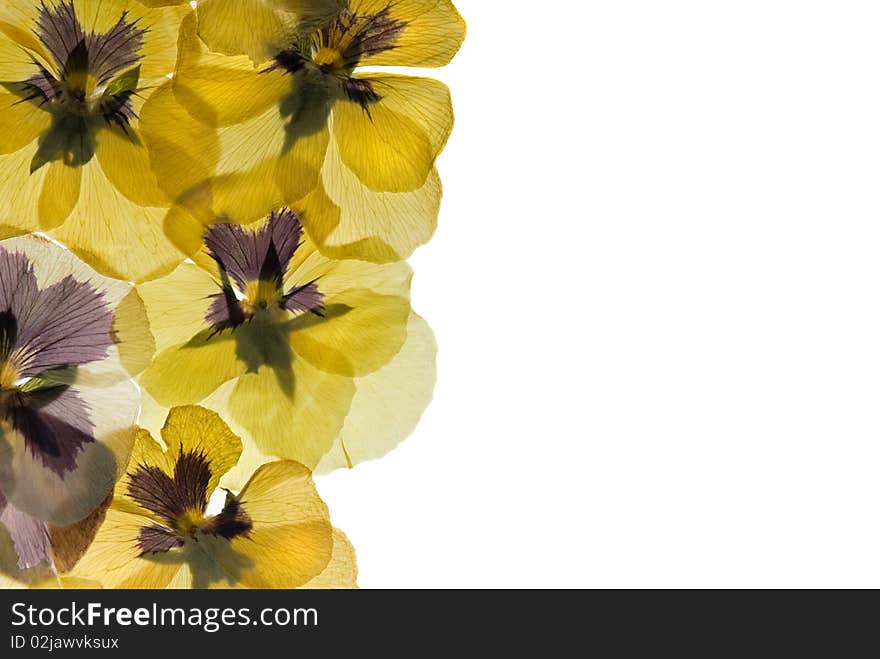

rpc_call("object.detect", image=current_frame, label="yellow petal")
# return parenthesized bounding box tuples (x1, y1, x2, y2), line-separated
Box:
(160, 406, 243, 493)
(226, 357, 355, 470)
(113, 288, 157, 378)
(302, 528, 358, 588)
(331, 93, 433, 193)
(37, 161, 82, 230)
(174, 12, 291, 127)
(48, 159, 184, 283)
(140, 80, 221, 205)
(68, 508, 184, 589)
(139, 331, 245, 407)
(0, 147, 43, 238)
(136, 262, 220, 353)
(95, 127, 168, 208)
(284, 239, 413, 299)
(330, 75, 453, 195)
(351, 0, 466, 68)
(0, 93, 51, 155)
(317, 312, 436, 472)
(302, 163, 441, 263)
(223, 461, 333, 588)
(197, 0, 296, 64)
(290, 288, 410, 377)
(196, 0, 344, 64)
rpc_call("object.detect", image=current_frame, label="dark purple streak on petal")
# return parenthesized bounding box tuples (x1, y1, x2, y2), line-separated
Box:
(281, 281, 325, 316)
(6, 385, 95, 477)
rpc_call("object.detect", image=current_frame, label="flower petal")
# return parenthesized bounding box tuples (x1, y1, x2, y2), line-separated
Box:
(136, 262, 220, 353)
(67, 508, 185, 588)
(317, 312, 435, 472)
(220, 461, 333, 588)
(0, 377, 137, 526)
(139, 330, 244, 407)
(159, 406, 243, 495)
(300, 164, 441, 263)
(225, 357, 355, 471)
(289, 287, 410, 377)
(196, 0, 344, 64)
(349, 0, 466, 68)
(48, 158, 184, 283)
(302, 528, 358, 588)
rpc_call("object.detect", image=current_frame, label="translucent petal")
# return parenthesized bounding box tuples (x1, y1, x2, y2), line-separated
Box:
(351, 0, 466, 68)
(317, 312, 436, 472)
(302, 528, 358, 588)
(289, 287, 410, 377)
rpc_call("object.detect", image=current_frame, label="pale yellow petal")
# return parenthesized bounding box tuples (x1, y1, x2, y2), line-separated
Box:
(302, 528, 358, 588)
(227, 358, 355, 469)
(136, 262, 220, 353)
(317, 312, 435, 472)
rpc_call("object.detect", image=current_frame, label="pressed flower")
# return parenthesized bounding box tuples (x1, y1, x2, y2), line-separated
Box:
(135, 208, 430, 477)
(0, 234, 151, 553)
(0, 0, 190, 282)
(70, 405, 355, 589)
(142, 0, 465, 264)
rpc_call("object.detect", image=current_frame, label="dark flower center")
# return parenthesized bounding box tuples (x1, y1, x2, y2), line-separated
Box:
(127, 449, 253, 557)
(7, 1, 147, 169)
(269, 3, 408, 110)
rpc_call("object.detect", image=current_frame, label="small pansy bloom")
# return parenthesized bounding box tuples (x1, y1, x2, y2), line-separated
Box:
(0, 0, 189, 282)
(0, 234, 152, 572)
(135, 208, 429, 478)
(70, 406, 356, 589)
(142, 0, 465, 264)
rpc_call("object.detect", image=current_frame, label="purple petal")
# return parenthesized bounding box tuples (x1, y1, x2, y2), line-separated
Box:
(0, 494, 52, 570)
(6, 385, 95, 477)
(204, 209, 304, 292)
(35, 0, 85, 73)
(281, 281, 325, 316)
(137, 525, 183, 556)
(0, 247, 113, 377)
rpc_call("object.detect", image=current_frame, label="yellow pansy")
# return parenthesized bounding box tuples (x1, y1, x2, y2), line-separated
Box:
(135, 208, 433, 477)
(0, 0, 190, 282)
(142, 0, 465, 264)
(69, 406, 356, 589)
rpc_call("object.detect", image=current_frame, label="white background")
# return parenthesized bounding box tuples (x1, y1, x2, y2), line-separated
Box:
(319, 1, 880, 588)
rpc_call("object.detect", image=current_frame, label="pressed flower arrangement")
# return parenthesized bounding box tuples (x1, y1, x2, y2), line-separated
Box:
(0, 0, 463, 588)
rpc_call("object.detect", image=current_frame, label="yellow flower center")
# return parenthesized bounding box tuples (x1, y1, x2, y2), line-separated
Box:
(313, 47, 345, 72)
(174, 508, 207, 536)
(0, 361, 19, 390)
(242, 279, 283, 314)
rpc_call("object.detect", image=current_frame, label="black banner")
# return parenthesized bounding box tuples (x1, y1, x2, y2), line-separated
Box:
(0, 589, 874, 653)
